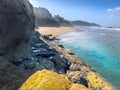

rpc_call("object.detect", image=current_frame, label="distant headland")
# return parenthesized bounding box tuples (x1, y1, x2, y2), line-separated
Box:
(34, 7, 101, 27)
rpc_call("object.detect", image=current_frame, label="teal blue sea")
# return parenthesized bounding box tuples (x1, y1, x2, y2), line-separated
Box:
(59, 27, 120, 90)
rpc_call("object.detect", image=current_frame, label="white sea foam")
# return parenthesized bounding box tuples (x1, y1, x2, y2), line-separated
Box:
(100, 33, 106, 36)
(89, 26, 120, 31)
(61, 38, 73, 43)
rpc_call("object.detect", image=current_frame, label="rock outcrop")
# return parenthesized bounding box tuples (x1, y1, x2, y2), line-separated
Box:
(33, 7, 59, 27)
(0, 0, 35, 55)
(20, 69, 91, 90)
(0, 0, 35, 89)
(53, 44, 116, 90)
(0, 0, 114, 90)
(54, 15, 73, 27)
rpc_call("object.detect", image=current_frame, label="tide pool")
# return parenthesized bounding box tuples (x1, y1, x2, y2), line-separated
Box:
(59, 27, 120, 90)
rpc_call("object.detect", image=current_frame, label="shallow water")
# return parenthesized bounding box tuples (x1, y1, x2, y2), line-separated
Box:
(59, 26, 120, 90)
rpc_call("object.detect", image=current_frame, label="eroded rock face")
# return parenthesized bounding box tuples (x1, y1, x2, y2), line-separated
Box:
(0, 0, 35, 55)
(0, 0, 35, 89)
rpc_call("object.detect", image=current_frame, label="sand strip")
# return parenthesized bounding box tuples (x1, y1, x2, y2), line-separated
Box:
(37, 27, 76, 36)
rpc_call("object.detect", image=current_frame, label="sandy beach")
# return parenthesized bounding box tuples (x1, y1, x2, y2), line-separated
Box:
(37, 27, 75, 36)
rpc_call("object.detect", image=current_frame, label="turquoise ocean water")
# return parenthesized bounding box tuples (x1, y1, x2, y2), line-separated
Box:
(59, 27, 120, 90)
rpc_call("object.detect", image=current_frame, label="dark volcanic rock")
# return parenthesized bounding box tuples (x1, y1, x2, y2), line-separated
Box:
(0, 58, 29, 90)
(0, 0, 35, 89)
(0, 0, 35, 55)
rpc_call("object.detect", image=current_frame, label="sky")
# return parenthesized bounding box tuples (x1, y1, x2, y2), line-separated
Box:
(29, 0, 120, 27)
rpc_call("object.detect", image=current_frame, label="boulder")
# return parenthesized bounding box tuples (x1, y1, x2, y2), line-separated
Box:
(0, 58, 29, 90)
(70, 84, 91, 90)
(0, 0, 35, 55)
(87, 72, 115, 90)
(67, 71, 88, 87)
(0, 0, 35, 89)
(20, 69, 91, 90)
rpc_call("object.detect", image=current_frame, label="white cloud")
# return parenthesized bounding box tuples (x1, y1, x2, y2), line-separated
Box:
(107, 6, 120, 12)
(107, 6, 120, 18)
(107, 9, 112, 12)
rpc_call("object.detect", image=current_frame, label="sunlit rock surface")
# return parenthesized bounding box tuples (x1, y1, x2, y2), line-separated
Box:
(20, 69, 91, 90)
(0, 0, 116, 90)
(53, 44, 116, 90)
(87, 72, 115, 90)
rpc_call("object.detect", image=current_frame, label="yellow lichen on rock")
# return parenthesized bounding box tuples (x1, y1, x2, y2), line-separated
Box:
(19, 69, 71, 90)
(87, 71, 116, 90)
(19, 69, 90, 90)
(70, 84, 91, 90)
(64, 49, 74, 55)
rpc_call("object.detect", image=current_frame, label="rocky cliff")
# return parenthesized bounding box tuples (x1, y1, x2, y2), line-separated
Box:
(33, 7, 59, 27)
(0, 0, 34, 89)
(0, 0, 35, 55)
(0, 0, 114, 90)
(54, 15, 73, 27)
(33, 7, 100, 27)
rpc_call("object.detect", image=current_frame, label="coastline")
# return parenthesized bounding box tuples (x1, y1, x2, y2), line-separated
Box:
(37, 27, 116, 90)
(53, 43, 115, 90)
(37, 27, 76, 36)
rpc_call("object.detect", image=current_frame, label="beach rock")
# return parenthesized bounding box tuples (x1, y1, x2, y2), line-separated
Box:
(19, 69, 71, 90)
(34, 52, 55, 58)
(50, 55, 69, 73)
(69, 63, 82, 71)
(0, 59, 29, 90)
(47, 34, 53, 36)
(65, 49, 74, 55)
(0, 0, 35, 55)
(67, 71, 88, 87)
(55, 44, 64, 48)
(70, 84, 91, 90)
(49, 56, 54, 60)
(23, 60, 35, 69)
(87, 72, 115, 90)
(20, 69, 91, 90)
(96, 87, 103, 90)
(34, 58, 55, 71)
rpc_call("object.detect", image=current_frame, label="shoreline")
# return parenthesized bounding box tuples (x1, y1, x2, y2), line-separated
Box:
(37, 26, 77, 36)
(53, 44, 115, 90)
(39, 28, 116, 90)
